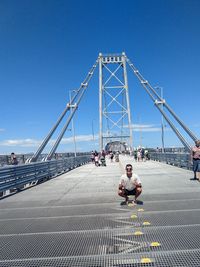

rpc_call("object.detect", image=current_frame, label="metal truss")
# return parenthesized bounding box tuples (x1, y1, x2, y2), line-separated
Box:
(99, 53, 133, 152)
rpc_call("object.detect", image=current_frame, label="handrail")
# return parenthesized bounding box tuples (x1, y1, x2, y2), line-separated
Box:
(149, 152, 192, 170)
(0, 155, 90, 198)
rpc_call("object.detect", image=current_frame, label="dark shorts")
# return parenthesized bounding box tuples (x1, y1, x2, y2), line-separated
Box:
(124, 188, 137, 196)
(193, 159, 200, 172)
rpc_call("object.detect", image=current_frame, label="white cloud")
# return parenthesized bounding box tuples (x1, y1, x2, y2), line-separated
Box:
(123, 123, 171, 132)
(61, 134, 98, 144)
(0, 138, 42, 147)
(131, 124, 155, 128)
(130, 123, 161, 132)
(133, 127, 162, 132)
(0, 134, 99, 147)
(0, 128, 5, 132)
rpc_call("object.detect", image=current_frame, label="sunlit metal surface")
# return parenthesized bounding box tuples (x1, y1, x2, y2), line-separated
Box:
(0, 156, 200, 266)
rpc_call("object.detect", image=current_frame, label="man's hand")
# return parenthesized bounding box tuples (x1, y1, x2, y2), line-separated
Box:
(119, 184, 124, 190)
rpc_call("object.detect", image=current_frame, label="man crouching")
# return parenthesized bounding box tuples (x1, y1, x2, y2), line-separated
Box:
(118, 164, 142, 205)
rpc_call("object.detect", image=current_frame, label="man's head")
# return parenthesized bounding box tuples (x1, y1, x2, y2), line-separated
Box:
(125, 164, 133, 177)
(195, 140, 200, 147)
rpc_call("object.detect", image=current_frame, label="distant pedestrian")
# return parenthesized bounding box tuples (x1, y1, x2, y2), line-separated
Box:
(144, 149, 149, 160)
(137, 149, 141, 162)
(91, 151, 95, 163)
(134, 150, 137, 161)
(115, 151, 119, 162)
(191, 140, 200, 181)
(110, 151, 114, 162)
(10, 152, 18, 165)
(141, 148, 145, 161)
(94, 152, 100, 166)
(101, 150, 106, 158)
(94, 150, 98, 157)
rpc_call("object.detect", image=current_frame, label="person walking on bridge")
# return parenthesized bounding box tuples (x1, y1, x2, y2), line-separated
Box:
(118, 164, 142, 205)
(191, 140, 200, 181)
(10, 152, 18, 165)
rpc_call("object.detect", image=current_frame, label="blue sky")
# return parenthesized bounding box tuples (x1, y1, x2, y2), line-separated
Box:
(0, 0, 200, 154)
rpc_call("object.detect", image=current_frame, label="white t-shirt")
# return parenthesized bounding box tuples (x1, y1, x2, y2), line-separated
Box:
(119, 173, 141, 191)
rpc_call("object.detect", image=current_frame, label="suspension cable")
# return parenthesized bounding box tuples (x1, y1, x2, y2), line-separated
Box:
(126, 55, 197, 151)
(46, 58, 99, 160)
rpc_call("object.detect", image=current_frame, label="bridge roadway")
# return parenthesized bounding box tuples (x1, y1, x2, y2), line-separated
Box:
(0, 155, 200, 266)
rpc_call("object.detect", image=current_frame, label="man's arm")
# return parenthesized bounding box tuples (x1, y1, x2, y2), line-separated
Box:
(119, 183, 124, 190)
(191, 148, 194, 163)
(118, 178, 125, 190)
(133, 175, 142, 187)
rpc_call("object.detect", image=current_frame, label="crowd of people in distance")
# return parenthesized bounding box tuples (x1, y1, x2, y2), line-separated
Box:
(90, 150, 120, 167)
(90, 147, 150, 167)
(133, 147, 150, 162)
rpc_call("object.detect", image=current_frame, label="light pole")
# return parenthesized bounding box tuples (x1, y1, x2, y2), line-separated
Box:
(155, 86, 165, 153)
(138, 115, 143, 148)
(91, 119, 96, 148)
(69, 90, 77, 157)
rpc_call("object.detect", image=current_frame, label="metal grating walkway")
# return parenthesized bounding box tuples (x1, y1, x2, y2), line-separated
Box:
(0, 156, 200, 266)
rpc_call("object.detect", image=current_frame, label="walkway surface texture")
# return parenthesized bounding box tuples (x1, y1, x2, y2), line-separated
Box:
(0, 155, 200, 267)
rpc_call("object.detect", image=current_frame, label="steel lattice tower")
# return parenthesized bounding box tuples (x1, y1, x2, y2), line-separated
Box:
(99, 52, 133, 152)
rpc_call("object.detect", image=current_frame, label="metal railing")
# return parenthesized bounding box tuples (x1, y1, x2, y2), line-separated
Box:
(0, 152, 89, 167)
(150, 152, 192, 170)
(0, 155, 90, 198)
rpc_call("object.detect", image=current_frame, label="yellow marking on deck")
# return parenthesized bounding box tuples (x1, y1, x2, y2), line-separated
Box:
(137, 208, 144, 212)
(142, 221, 151, 226)
(150, 242, 161, 247)
(140, 258, 152, 263)
(131, 214, 138, 219)
(134, 231, 143, 235)
(128, 203, 135, 207)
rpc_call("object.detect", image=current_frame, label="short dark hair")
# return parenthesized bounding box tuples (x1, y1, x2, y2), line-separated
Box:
(125, 164, 132, 170)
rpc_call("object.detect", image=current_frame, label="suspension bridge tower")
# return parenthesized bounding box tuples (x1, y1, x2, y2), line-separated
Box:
(28, 51, 198, 163)
(98, 52, 133, 152)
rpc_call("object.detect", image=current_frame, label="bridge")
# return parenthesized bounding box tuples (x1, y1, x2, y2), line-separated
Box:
(0, 52, 199, 266)
(23, 52, 198, 163)
(0, 155, 200, 266)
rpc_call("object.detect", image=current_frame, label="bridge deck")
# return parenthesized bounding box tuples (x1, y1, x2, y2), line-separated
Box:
(0, 156, 200, 266)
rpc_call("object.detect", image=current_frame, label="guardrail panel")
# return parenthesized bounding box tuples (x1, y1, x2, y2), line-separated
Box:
(150, 152, 192, 170)
(0, 156, 90, 197)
